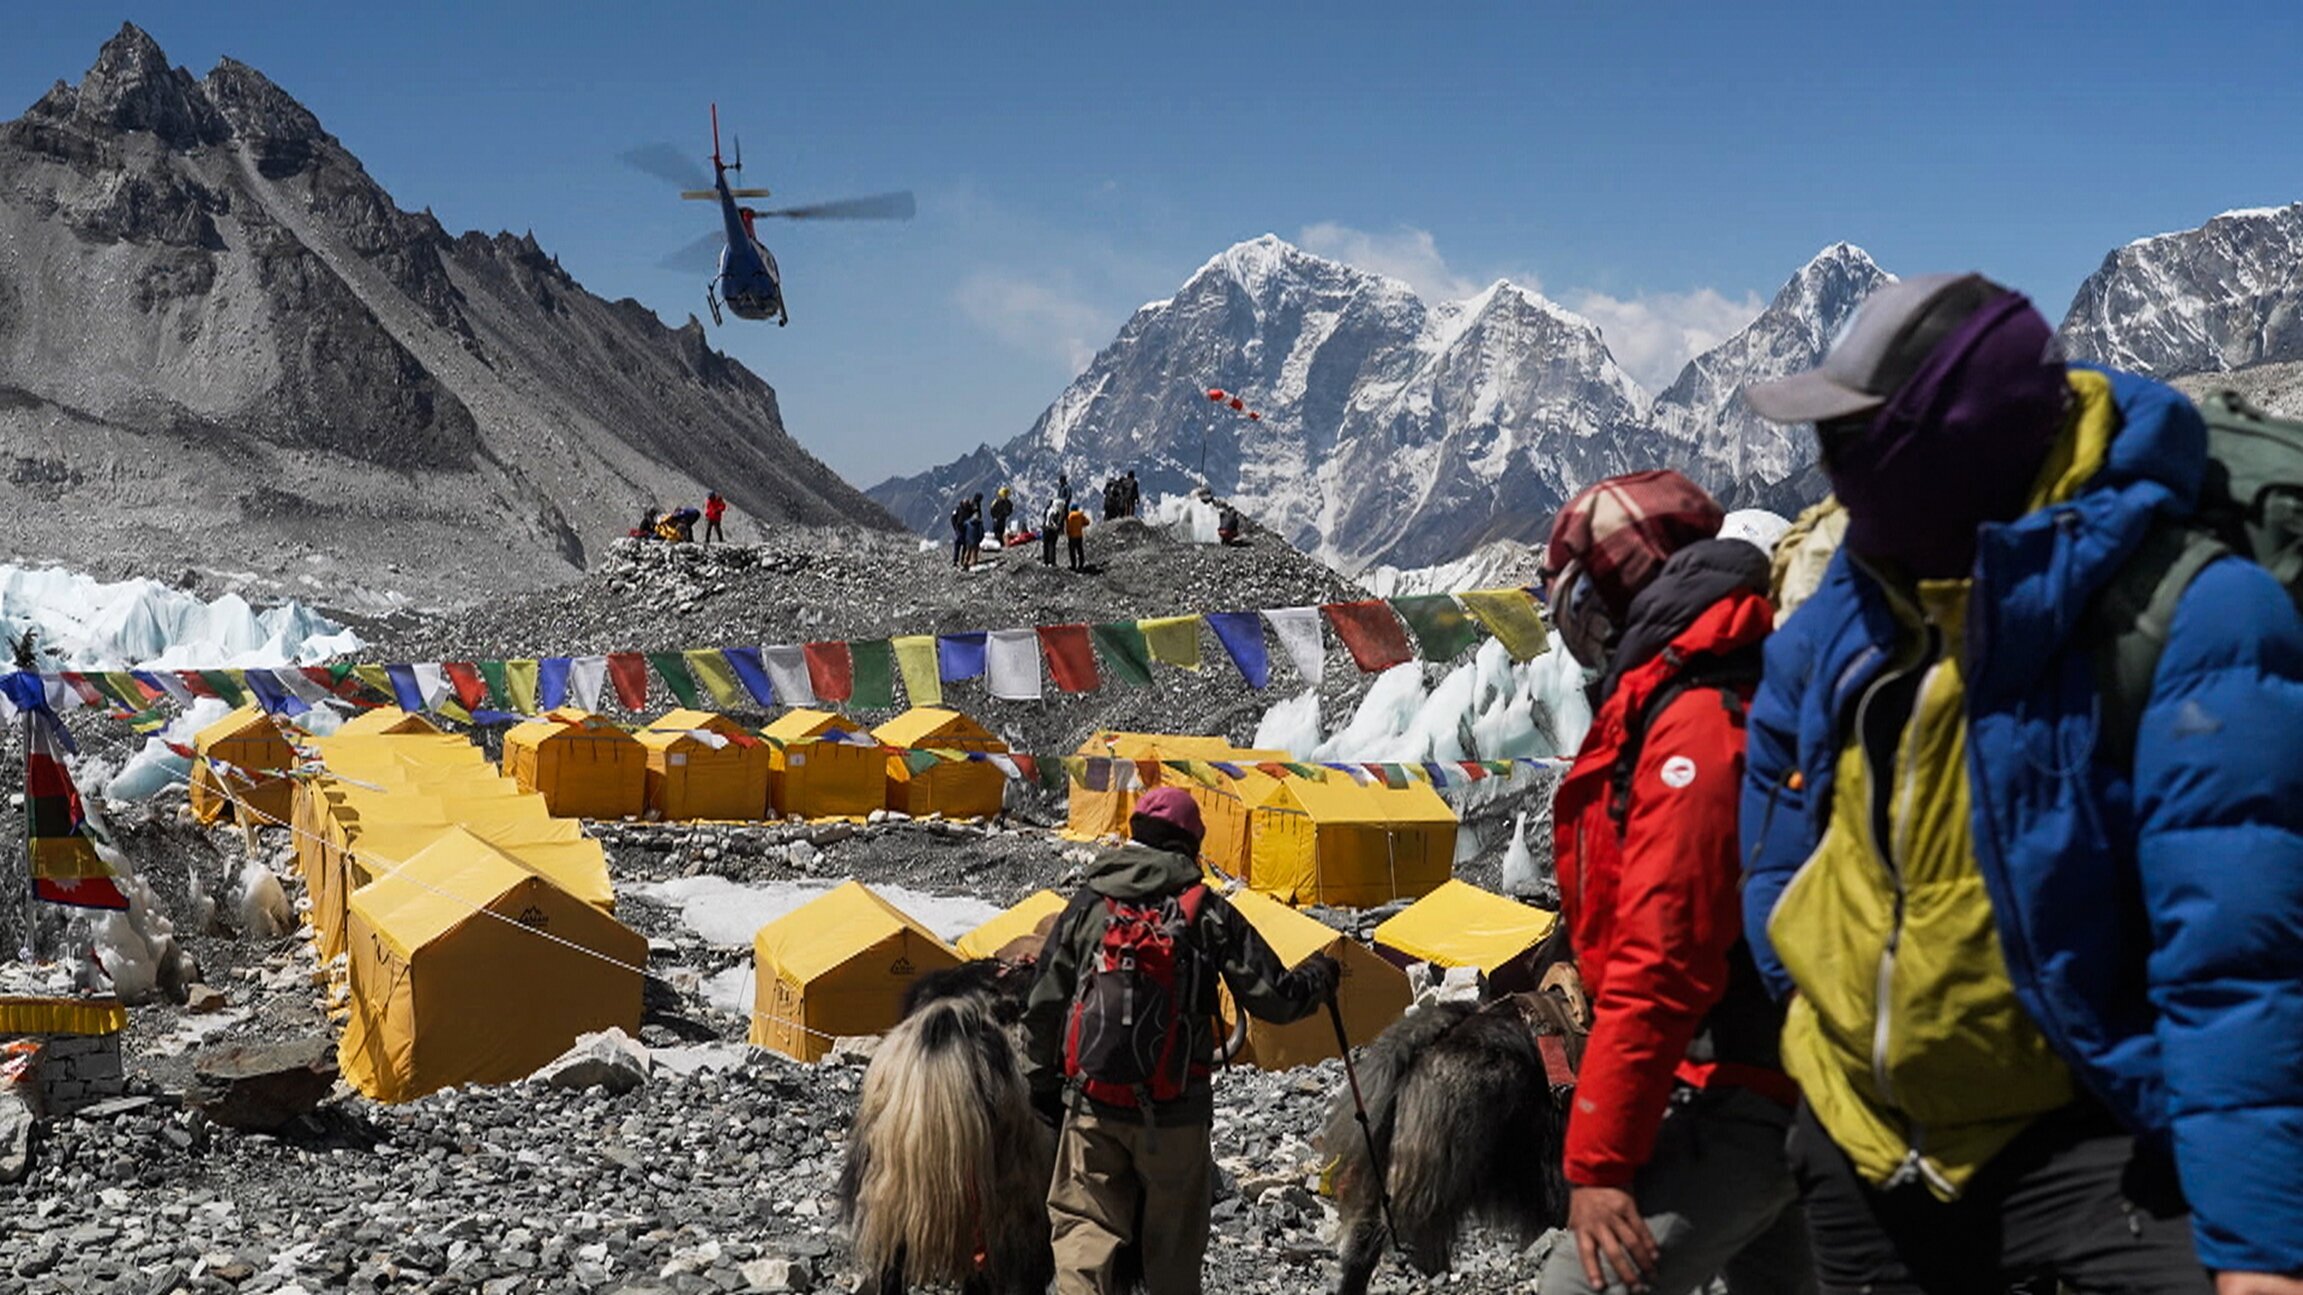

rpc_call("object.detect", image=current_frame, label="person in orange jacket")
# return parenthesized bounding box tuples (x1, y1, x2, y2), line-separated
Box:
(1065, 505, 1091, 572)
(1540, 469, 1814, 1295)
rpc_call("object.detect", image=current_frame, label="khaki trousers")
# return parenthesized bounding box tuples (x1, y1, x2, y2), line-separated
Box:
(1047, 1109, 1213, 1295)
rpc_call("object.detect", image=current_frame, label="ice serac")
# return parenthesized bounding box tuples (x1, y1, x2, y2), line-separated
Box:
(1648, 243, 1892, 512)
(868, 234, 1649, 572)
(2060, 203, 2303, 377)
(0, 25, 894, 606)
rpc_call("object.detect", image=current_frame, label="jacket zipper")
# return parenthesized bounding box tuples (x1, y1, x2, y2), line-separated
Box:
(1853, 625, 1940, 1110)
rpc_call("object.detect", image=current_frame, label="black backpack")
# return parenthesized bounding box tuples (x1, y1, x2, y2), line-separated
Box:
(2090, 388, 2303, 766)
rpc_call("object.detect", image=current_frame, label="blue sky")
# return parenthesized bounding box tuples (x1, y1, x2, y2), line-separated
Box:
(8, 4, 2301, 488)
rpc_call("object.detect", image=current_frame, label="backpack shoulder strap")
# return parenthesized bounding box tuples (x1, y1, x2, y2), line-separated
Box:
(2089, 520, 2228, 771)
(1607, 641, 1764, 830)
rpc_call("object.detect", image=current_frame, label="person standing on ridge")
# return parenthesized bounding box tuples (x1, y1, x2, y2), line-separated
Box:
(1042, 498, 1063, 567)
(702, 490, 727, 545)
(1538, 470, 1816, 1295)
(964, 493, 987, 570)
(1739, 273, 2303, 1292)
(1065, 504, 1091, 572)
(1058, 470, 1074, 516)
(990, 487, 1014, 548)
(1024, 787, 1339, 1295)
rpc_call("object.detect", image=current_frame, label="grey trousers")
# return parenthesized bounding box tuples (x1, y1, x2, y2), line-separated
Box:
(1539, 1086, 1818, 1295)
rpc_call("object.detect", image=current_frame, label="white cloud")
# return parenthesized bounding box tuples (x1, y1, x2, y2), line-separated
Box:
(956, 271, 1112, 375)
(1569, 287, 1765, 395)
(1297, 222, 1497, 302)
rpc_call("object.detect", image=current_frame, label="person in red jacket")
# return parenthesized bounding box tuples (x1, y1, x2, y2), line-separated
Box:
(1539, 470, 1815, 1295)
(703, 490, 728, 545)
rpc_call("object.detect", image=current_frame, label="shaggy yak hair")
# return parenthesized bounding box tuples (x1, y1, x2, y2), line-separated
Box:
(1323, 993, 1574, 1295)
(836, 958, 1055, 1295)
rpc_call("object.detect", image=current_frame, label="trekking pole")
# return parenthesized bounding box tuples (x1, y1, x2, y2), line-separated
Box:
(1326, 993, 1400, 1250)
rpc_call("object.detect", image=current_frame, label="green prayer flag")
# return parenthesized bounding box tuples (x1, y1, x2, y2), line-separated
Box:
(477, 659, 513, 710)
(902, 749, 941, 775)
(1091, 622, 1154, 687)
(1388, 594, 1484, 662)
(200, 671, 248, 708)
(848, 640, 897, 709)
(645, 652, 702, 709)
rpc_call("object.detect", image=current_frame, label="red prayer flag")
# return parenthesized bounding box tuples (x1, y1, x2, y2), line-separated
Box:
(803, 641, 855, 703)
(179, 671, 219, 699)
(55, 673, 106, 708)
(1321, 601, 1414, 673)
(607, 653, 650, 711)
(442, 662, 489, 710)
(1036, 624, 1101, 694)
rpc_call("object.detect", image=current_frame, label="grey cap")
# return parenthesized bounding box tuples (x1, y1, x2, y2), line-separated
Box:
(1743, 273, 2007, 424)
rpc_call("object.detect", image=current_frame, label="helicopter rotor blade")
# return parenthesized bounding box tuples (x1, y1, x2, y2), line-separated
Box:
(621, 143, 710, 191)
(656, 230, 725, 276)
(753, 191, 917, 221)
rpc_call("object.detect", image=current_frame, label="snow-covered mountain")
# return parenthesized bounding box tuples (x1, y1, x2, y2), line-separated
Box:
(1650, 243, 1892, 511)
(2061, 203, 2303, 375)
(0, 26, 894, 607)
(871, 237, 1878, 571)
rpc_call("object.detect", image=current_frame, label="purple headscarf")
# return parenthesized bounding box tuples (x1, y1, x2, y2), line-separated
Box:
(1825, 291, 2069, 580)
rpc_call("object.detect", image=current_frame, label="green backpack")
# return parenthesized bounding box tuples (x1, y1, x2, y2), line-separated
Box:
(2092, 387, 2303, 766)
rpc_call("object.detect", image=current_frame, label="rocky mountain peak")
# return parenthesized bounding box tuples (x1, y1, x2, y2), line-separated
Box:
(2060, 203, 2303, 376)
(67, 23, 227, 150)
(203, 55, 329, 157)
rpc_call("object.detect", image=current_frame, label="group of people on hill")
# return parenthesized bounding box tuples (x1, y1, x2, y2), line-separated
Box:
(951, 469, 1116, 574)
(1022, 273, 2303, 1294)
(633, 491, 728, 545)
(1099, 471, 1142, 520)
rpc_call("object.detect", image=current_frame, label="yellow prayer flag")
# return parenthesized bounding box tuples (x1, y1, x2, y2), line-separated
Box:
(505, 660, 540, 715)
(352, 664, 396, 703)
(1457, 589, 1552, 662)
(683, 650, 749, 710)
(892, 635, 942, 707)
(1139, 616, 1202, 672)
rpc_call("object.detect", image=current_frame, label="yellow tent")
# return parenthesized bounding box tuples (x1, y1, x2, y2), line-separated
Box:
(339, 828, 645, 1103)
(954, 889, 1068, 960)
(188, 706, 297, 827)
(750, 881, 962, 1062)
(1372, 880, 1559, 994)
(1061, 734, 1291, 880)
(303, 786, 580, 960)
(762, 709, 884, 821)
(334, 707, 445, 737)
(1217, 888, 1409, 1069)
(877, 707, 1007, 819)
(500, 709, 646, 820)
(1245, 775, 1458, 908)
(638, 709, 772, 821)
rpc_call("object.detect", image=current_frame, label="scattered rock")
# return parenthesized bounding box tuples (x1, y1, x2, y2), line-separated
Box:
(185, 983, 228, 1014)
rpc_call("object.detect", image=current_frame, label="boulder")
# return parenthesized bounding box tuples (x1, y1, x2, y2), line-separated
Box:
(184, 1037, 336, 1130)
(530, 1028, 650, 1094)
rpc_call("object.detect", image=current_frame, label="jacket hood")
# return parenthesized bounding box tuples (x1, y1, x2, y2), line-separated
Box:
(1602, 538, 1771, 698)
(1086, 842, 1200, 899)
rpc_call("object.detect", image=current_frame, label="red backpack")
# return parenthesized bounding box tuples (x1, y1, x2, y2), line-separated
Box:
(1061, 885, 1211, 1107)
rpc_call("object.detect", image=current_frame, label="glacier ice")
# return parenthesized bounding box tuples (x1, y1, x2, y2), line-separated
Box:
(1252, 634, 1592, 763)
(0, 564, 360, 670)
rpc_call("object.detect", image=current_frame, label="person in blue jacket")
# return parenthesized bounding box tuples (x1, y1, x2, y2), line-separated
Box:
(1738, 272, 2303, 1294)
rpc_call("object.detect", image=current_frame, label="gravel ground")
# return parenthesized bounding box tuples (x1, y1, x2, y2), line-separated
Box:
(0, 785, 1564, 1294)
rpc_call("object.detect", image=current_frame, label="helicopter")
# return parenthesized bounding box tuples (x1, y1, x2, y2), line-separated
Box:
(625, 105, 914, 327)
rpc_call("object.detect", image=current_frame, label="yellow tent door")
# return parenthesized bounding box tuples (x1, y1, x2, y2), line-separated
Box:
(762, 710, 884, 820)
(1216, 888, 1408, 1069)
(1372, 879, 1559, 994)
(500, 710, 647, 820)
(639, 709, 772, 821)
(954, 889, 1068, 960)
(189, 706, 297, 827)
(749, 881, 961, 1062)
(339, 828, 645, 1103)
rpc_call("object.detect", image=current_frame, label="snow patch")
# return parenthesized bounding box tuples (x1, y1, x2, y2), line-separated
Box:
(0, 565, 359, 670)
(635, 876, 1006, 948)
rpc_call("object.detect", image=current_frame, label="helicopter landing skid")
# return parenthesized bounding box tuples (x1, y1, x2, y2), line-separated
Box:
(706, 284, 724, 327)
